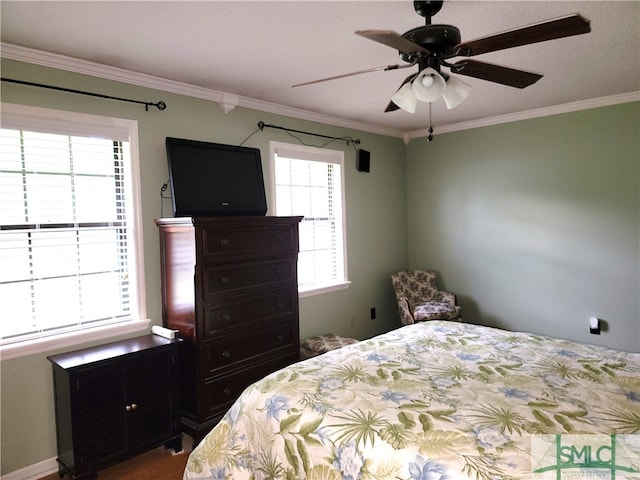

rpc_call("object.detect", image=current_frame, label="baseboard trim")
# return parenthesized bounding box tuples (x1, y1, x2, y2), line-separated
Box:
(2, 457, 57, 480)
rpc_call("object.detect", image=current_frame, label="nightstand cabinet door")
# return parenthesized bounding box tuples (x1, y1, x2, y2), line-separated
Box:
(70, 362, 128, 471)
(125, 349, 178, 452)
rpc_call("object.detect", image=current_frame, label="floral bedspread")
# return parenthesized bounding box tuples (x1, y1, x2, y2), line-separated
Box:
(184, 321, 640, 480)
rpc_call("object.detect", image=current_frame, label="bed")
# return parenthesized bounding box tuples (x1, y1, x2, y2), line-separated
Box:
(183, 320, 640, 479)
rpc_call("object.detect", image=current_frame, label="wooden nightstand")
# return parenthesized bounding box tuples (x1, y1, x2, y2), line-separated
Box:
(48, 335, 182, 480)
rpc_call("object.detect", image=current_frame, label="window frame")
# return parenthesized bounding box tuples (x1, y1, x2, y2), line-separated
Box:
(269, 141, 350, 297)
(0, 103, 149, 360)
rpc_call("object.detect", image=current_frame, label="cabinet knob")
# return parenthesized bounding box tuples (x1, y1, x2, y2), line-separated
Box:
(222, 350, 231, 360)
(221, 313, 231, 322)
(275, 301, 283, 309)
(125, 405, 131, 411)
(223, 387, 232, 397)
(220, 276, 230, 284)
(220, 238, 230, 245)
(276, 334, 285, 343)
(273, 268, 281, 276)
(274, 234, 283, 241)
(131, 403, 138, 410)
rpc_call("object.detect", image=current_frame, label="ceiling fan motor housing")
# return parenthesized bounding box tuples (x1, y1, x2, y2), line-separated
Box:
(401, 25, 461, 63)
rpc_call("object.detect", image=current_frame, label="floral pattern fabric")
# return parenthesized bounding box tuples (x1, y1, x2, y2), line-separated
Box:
(413, 301, 460, 321)
(300, 334, 359, 360)
(391, 270, 460, 325)
(184, 321, 640, 480)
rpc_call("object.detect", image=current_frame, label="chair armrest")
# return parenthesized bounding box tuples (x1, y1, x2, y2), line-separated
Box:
(435, 291, 457, 306)
(397, 296, 414, 325)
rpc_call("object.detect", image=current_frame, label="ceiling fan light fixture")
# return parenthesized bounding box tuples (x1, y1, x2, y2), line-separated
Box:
(442, 74, 472, 109)
(391, 82, 418, 113)
(411, 68, 446, 102)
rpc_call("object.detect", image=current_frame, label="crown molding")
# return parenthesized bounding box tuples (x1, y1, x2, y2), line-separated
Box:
(3, 43, 637, 141)
(0, 43, 404, 139)
(1, 44, 226, 102)
(406, 91, 640, 141)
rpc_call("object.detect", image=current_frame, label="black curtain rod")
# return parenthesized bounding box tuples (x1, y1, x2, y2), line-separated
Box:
(1, 77, 167, 111)
(258, 121, 360, 146)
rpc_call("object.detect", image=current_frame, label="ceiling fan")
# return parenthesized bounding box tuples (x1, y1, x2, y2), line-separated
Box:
(293, 0, 591, 113)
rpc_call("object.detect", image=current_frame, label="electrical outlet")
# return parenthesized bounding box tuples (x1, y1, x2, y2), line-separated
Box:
(370, 307, 376, 320)
(589, 316, 601, 335)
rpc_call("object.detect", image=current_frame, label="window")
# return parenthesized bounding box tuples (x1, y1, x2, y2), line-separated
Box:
(270, 141, 349, 296)
(0, 104, 148, 358)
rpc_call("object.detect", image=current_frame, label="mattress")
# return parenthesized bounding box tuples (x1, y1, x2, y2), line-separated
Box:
(184, 320, 640, 479)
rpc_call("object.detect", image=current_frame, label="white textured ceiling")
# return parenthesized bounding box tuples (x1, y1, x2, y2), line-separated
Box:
(1, 1, 639, 136)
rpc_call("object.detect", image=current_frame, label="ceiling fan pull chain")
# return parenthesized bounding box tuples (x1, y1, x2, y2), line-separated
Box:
(427, 103, 434, 142)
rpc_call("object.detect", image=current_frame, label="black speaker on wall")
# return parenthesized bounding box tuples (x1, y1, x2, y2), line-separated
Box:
(357, 149, 370, 172)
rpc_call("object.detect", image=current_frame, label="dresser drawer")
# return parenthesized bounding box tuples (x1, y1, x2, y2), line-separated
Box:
(201, 259, 296, 298)
(201, 321, 296, 374)
(200, 223, 298, 263)
(200, 354, 296, 420)
(203, 290, 296, 337)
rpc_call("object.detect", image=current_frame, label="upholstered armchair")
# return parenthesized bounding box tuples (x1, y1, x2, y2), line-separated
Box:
(391, 270, 460, 325)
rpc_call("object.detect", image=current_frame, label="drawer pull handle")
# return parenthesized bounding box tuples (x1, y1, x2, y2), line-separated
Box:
(220, 276, 230, 284)
(220, 238, 230, 245)
(222, 350, 232, 360)
(274, 269, 281, 276)
(221, 313, 231, 322)
(223, 387, 232, 397)
(276, 334, 285, 342)
(274, 234, 283, 241)
(275, 301, 283, 309)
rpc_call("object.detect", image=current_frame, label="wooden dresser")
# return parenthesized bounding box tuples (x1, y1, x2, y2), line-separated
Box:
(155, 216, 302, 442)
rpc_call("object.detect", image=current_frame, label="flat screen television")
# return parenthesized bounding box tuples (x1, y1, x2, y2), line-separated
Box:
(166, 137, 267, 217)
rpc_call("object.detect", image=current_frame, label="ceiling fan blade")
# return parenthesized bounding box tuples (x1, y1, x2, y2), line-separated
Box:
(451, 59, 542, 88)
(385, 101, 400, 112)
(456, 14, 591, 57)
(385, 72, 418, 112)
(356, 30, 431, 55)
(292, 63, 414, 88)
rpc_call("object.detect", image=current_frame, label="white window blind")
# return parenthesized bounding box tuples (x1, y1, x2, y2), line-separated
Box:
(0, 104, 144, 348)
(270, 142, 348, 294)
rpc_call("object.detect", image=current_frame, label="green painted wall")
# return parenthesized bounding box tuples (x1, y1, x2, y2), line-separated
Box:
(0, 59, 407, 474)
(406, 102, 640, 351)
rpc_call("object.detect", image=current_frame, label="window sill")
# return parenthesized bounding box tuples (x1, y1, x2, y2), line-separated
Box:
(299, 281, 351, 298)
(0, 318, 151, 361)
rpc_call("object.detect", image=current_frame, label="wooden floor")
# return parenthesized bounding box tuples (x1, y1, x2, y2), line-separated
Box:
(39, 436, 192, 480)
